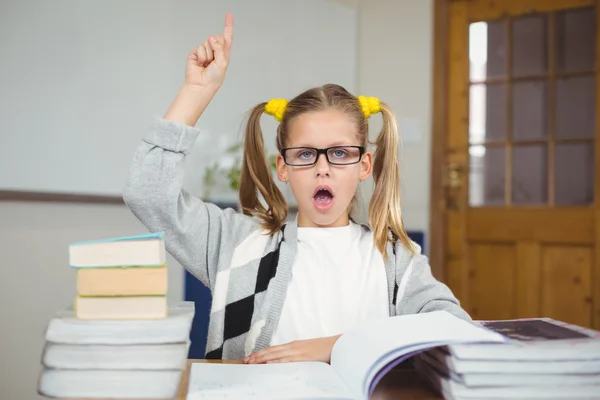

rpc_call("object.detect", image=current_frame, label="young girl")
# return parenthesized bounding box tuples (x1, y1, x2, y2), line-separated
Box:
(123, 13, 470, 364)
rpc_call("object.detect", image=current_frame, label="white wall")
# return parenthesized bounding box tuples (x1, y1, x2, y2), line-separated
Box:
(0, 1, 435, 399)
(357, 0, 433, 240)
(0, 0, 356, 204)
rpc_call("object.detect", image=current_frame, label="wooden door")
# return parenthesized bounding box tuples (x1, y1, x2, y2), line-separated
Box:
(432, 0, 600, 329)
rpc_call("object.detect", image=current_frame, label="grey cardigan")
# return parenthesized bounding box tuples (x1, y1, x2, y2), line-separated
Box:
(123, 117, 471, 360)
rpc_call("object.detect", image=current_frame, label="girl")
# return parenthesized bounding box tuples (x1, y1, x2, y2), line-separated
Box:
(123, 13, 470, 364)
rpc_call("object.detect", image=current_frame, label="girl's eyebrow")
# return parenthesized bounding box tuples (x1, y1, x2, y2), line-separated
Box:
(287, 141, 359, 148)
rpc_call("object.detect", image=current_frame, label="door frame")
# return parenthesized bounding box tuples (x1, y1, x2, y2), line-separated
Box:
(429, 0, 600, 316)
(429, 0, 451, 282)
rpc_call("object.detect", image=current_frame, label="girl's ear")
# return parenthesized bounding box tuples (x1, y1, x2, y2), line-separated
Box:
(275, 153, 288, 182)
(359, 150, 373, 181)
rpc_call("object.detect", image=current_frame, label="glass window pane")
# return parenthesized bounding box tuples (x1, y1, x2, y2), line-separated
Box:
(512, 81, 547, 141)
(555, 142, 594, 205)
(487, 20, 507, 78)
(512, 14, 548, 77)
(469, 146, 505, 206)
(469, 21, 507, 82)
(512, 145, 548, 205)
(470, 84, 506, 144)
(556, 75, 595, 139)
(556, 7, 596, 72)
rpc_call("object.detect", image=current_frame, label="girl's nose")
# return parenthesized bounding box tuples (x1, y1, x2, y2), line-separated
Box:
(315, 153, 330, 176)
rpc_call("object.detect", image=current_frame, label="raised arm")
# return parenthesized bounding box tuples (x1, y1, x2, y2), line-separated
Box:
(123, 14, 256, 290)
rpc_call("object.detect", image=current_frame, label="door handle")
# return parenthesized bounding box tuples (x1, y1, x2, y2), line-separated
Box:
(445, 162, 463, 189)
(443, 162, 464, 211)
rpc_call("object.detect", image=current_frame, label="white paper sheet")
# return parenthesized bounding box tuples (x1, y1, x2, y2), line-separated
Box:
(186, 361, 357, 400)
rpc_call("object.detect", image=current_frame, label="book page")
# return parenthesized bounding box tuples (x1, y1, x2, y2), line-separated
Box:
(186, 362, 358, 400)
(330, 311, 507, 398)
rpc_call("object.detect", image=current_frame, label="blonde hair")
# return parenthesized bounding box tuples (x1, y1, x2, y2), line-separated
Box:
(239, 84, 415, 257)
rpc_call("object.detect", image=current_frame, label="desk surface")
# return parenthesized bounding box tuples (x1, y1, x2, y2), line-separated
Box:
(176, 359, 441, 400)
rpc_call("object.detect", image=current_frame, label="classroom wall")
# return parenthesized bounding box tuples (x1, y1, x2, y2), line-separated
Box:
(0, 0, 435, 398)
(0, 0, 357, 202)
(357, 0, 434, 242)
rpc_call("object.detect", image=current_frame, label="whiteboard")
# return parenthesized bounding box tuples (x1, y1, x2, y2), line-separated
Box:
(0, 0, 357, 203)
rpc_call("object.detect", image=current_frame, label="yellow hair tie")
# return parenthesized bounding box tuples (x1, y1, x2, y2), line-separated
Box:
(265, 98, 288, 122)
(358, 95, 381, 118)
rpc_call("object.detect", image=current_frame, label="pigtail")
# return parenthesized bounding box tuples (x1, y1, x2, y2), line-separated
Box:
(239, 103, 288, 234)
(368, 102, 415, 257)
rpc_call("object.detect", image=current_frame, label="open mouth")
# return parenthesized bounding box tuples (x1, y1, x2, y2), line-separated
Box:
(313, 186, 334, 208)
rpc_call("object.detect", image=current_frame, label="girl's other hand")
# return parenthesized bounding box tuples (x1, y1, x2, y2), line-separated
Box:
(243, 335, 341, 364)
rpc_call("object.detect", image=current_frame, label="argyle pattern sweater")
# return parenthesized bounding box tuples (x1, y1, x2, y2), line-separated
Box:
(123, 118, 471, 360)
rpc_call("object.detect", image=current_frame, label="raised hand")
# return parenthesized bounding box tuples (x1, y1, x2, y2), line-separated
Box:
(185, 13, 234, 90)
(163, 13, 234, 126)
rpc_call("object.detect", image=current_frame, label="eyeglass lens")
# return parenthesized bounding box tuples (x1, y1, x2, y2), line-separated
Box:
(284, 146, 362, 166)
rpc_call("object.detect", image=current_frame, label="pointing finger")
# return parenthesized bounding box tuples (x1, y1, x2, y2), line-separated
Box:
(223, 13, 234, 52)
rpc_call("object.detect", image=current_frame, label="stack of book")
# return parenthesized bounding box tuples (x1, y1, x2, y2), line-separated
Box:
(38, 232, 195, 399)
(70, 232, 169, 320)
(414, 317, 600, 399)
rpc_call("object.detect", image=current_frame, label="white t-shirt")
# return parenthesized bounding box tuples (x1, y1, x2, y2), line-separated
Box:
(270, 221, 390, 346)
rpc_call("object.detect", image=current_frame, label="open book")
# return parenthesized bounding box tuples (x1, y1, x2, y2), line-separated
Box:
(186, 311, 507, 400)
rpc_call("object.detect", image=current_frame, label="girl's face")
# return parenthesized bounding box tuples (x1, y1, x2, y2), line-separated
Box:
(276, 110, 373, 228)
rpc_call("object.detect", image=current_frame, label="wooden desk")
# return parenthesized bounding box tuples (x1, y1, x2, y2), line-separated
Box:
(175, 359, 441, 400)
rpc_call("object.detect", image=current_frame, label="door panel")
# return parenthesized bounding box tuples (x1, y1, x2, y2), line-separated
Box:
(540, 245, 592, 327)
(466, 208, 594, 244)
(468, 243, 517, 320)
(441, 0, 599, 329)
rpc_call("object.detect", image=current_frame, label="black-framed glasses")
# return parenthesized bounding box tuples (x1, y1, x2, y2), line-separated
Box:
(280, 146, 365, 166)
